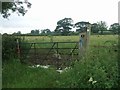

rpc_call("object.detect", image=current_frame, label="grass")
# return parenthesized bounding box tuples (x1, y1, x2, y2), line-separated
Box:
(2, 35, 119, 88)
(90, 35, 118, 46)
(2, 60, 59, 88)
(21, 35, 118, 47)
(21, 35, 79, 42)
(22, 35, 118, 42)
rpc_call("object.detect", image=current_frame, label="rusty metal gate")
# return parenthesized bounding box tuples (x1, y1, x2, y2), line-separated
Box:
(19, 42, 79, 68)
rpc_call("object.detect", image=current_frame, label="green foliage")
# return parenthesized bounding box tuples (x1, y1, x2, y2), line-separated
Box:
(1, 1, 32, 18)
(15, 31, 22, 35)
(41, 29, 52, 35)
(97, 21, 108, 34)
(2, 35, 119, 88)
(55, 18, 73, 36)
(91, 21, 108, 35)
(2, 34, 18, 61)
(109, 23, 120, 34)
(2, 59, 59, 88)
(57, 47, 118, 88)
(2, 34, 30, 63)
(30, 29, 40, 35)
(75, 21, 90, 33)
(3, 46, 118, 88)
(91, 23, 99, 33)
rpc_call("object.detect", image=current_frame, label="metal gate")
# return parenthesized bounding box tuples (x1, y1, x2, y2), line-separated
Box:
(19, 42, 79, 68)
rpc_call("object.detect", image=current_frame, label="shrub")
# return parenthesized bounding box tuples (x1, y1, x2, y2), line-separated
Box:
(2, 34, 28, 63)
(2, 34, 18, 62)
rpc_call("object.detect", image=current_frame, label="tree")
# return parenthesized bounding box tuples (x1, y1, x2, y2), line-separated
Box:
(74, 21, 90, 33)
(97, 21, 108, 34)
(54, 26, 62, 35)
(30, 29, 40, 35)
(31, 30, 35, 35)
(34, 29, 39, 35)
(109, 23, 120, 34)
(41, 29, 51, 35)
(1, 0, 32, 18)
(17, 31, 21, 35)
(55, 18, 73, 36)
(91, 23, 99, 33)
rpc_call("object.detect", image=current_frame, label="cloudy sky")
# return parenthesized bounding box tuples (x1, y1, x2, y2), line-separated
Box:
(0, 0, 120, 34)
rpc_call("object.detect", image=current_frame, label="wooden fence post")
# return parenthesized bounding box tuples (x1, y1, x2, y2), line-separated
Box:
(79, 24, 91, 59)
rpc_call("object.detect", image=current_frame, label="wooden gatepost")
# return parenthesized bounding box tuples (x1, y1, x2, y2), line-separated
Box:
(78, 24, 91, 59)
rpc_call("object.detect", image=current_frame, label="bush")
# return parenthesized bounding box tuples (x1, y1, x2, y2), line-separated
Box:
(57, 47, 118, 88)
(2, 34, 28, 63)
(2, 34, 18, 62)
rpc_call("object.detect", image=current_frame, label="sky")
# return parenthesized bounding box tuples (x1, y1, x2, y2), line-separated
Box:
(0, 0, 120, 34)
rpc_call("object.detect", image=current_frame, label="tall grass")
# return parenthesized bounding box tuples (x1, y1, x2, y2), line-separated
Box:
(2, 60, 59, 88)
(2, 35, 119, 88)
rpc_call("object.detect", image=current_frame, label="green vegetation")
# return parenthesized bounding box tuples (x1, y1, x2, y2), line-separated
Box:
(22, 35, 79, 42)
(2, 1, 119, 88)
(2, 35, 119, 88)
(1, 2, 32, 18)
(13, 19, 120, 36)
(2, 34, 18, 61)
(2, 60, 59, 88)
(22, 35, 118, 46)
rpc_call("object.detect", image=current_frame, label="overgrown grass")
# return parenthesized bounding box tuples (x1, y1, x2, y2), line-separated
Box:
(2, 60, 59, 88)
(2, 35, 119, 88)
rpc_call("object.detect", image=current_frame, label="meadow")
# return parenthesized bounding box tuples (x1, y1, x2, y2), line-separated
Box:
(21, 35, 118, 43)
(2, 35, 119, 88)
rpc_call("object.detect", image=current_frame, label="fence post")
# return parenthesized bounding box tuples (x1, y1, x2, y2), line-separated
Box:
(79, 24, 91, 59)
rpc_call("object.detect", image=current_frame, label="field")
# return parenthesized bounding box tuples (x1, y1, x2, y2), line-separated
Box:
(21, 35, 118, 45)
(2, 35, 119, 88)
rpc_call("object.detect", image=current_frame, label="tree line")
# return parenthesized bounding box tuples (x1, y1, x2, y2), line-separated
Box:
(13, 18, 120, 36)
